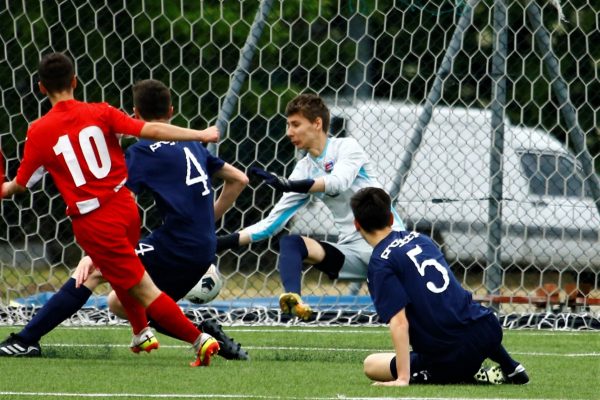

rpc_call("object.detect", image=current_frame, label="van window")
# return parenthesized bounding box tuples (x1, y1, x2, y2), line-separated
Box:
(520, 152, 591, 198)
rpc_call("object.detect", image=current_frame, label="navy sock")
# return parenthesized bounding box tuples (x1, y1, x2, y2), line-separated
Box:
(19, 278, 92, 344)
(277, 235, 308, 294)
(489, 344, 519, 375)
(148, 318, 177, 339)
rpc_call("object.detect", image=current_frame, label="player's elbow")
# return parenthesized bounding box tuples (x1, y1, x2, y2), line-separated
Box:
(236, 171, 250, 188)
(139, 123, 159, 140)
(225, 169, 249, 194)
(323, 176, 351, 195)
(220, 164, 249, 187)
(2, 179, 26, 197)
(389, 309, 409, 331)
(14, 183, 27, 194)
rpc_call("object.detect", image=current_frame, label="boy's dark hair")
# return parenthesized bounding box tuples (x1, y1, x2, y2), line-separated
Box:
(132, 79, 171, 121)
(38, 53, 75, 94)
(350, 187, 393, 233)
(285, 93, 330, 134)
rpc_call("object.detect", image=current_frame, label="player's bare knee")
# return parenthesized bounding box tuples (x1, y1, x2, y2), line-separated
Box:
(363, 353, 396, 381)
(363, 354, 378, 379)
(128, 271, 162, 307)
(70, 268, 104, 291)
(301, 236, 325, 264)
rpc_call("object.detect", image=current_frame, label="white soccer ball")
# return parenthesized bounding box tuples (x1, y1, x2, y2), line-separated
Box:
(184, 264, 223, 304)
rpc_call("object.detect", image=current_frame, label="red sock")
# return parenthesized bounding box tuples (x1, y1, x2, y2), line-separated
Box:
(146, 292, 200, 344)
(114, 287, 147, 335)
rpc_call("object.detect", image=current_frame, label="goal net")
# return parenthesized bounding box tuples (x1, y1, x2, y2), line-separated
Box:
(1, 0, 599, 328)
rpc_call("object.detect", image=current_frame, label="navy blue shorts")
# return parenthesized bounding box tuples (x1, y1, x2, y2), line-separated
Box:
(135, 238, 210, 301)
(391, 313, 503, 384)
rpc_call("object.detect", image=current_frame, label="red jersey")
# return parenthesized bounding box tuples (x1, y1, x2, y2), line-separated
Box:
(16, 100, 145, 215)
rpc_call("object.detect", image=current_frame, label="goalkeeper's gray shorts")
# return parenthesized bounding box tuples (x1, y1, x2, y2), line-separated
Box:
(326, 238, 372, 281)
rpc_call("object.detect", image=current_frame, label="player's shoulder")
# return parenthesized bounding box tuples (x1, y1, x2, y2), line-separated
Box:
(375, 230, 422, 256)
(330, 135, 360, 147)
(27, 115, 46, 132)
(27, 111, 63, 138)
(128, 139, 176, 154)
(72, 100, 112, 112)
(126, 139, 148, 153)
(327, 136, 365, 156)
(89, 101, 113, 109)
(69, 101, 118, 122)
(294, 153, 313, 170)
(88, 101, 133, 121)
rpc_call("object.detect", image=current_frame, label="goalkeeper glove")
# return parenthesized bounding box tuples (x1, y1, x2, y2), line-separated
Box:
(216, 233, 240, 252)
(249, 166, 314, 193)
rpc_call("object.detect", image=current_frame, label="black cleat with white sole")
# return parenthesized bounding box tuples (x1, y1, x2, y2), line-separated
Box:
(199, 319, 249, 360)
(505, 364, 530, 384)
(0, 333, 41, 357)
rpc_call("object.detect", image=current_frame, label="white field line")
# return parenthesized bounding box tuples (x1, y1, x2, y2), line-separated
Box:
(0, 393, 585, 400)
(43, 343, 600, 357)
(33, 326, 600, 336)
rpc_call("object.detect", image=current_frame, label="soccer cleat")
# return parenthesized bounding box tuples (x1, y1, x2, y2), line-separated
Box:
(199, 319, 249, 360)
(130, 327, 159, 354)
(279, 292, 312, 320)
(190, 332, 220, 367)
(0, 333, 41, 357)
(506, 364, 530, 385)
(474, 365, 505, 384)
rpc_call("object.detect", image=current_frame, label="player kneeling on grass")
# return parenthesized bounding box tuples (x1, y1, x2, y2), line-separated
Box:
(0, 77, 248, 363)
(350, 187, 529, 386)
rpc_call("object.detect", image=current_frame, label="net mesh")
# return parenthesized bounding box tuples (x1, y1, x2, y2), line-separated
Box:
(1, 0, 599, 327)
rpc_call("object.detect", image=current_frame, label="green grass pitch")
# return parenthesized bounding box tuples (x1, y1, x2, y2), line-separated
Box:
(0, 325, 598, 399)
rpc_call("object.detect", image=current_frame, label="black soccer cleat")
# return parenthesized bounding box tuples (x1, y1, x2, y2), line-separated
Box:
(505, 364, 529, 385)
(0, 333, 41, 357)
(199, 319, 249, 361)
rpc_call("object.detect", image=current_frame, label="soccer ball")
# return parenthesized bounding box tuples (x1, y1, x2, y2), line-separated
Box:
(184, 264, 223, 304)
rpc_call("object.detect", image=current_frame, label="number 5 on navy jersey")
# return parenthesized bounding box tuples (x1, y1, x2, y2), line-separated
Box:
(406, 245, 450, 293)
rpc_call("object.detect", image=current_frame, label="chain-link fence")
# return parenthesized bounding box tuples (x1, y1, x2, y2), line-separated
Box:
(1, 0, 599, 325)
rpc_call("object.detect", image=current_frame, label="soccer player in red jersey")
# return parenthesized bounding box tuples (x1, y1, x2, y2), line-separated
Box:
(1, 53, 219, 366)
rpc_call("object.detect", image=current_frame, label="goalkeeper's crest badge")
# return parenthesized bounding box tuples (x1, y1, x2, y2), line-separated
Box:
(324, 159, 334, 172)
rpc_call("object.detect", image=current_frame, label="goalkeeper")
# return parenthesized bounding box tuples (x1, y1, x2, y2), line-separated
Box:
(0, 79, 249, 361)
(217, 93, 405, 320)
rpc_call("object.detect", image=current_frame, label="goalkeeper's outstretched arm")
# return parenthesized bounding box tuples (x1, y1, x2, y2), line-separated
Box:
(249, 166, 317, 193)
(216, 231, 251, 252)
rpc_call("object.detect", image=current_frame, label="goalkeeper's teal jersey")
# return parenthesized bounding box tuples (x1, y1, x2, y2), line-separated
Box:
(244, 136, 405, 244)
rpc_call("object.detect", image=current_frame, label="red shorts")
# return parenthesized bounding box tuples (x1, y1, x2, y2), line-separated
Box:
(71, 189, 145, 290)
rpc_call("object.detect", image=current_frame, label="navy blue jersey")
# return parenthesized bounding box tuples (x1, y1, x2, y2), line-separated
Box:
(367, 231, 491, 354)
(125, 140, 225, 266)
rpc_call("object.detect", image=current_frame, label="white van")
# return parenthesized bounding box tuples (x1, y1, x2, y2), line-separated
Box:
(290, 101, 600, 272)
